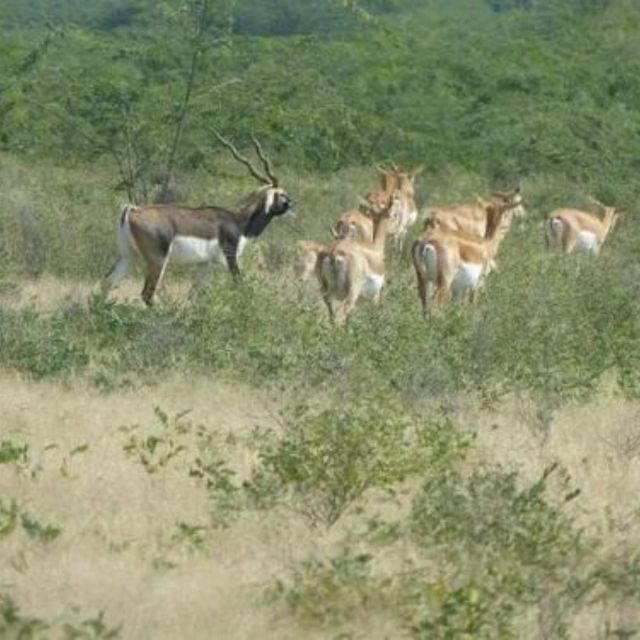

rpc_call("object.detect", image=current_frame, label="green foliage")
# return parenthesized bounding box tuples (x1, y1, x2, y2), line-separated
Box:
(0, 594, 48, 640)
(62, 612, 122, 639)
(119, 406, 244, 527)
(410, 464, 582, 571)
(0, 594, 120, 640)
(121, 406, 189, 473)
(249, 399, 467, 528)
(0, 308, 89, 379)
(0, 498, 61, 542)
(274, 463, 639, 638)
(20, 511, 62, 542)
(3, 0, 640, 180)
(0, 499, 19, 538)
(0, 441, 28, 466)
(406, 465, 586, 637)
(273, 550, 376, 625)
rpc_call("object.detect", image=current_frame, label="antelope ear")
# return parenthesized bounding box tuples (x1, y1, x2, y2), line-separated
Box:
(329, 224, 340, 239)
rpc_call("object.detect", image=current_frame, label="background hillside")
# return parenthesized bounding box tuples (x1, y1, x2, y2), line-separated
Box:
(2, 2, 640, 639)
(1, 0, 639, 193)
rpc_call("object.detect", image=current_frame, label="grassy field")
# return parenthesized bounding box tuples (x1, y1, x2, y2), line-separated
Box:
(2, 152, 640, 638)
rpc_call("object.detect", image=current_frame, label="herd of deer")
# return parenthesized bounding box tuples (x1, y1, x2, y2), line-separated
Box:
(102, 136, 621, 325)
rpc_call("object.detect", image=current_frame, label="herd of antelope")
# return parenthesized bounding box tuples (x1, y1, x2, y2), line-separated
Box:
(102, 135, 621, 324)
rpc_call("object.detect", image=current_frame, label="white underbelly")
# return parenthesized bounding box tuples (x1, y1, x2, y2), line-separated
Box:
(171, 236, 227, 265)
(451, 262, 483, 298)
(576, 230, 599, 254)
(169, 235, 248, 266)
(361, 273, 384, 298)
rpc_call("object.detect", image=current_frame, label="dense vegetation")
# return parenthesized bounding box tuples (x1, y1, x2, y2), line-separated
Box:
(2, 1, 640, 638)
(2, 0, 640, 190)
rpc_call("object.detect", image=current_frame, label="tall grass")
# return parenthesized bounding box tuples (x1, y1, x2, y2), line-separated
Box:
(0, 152, 638, 400)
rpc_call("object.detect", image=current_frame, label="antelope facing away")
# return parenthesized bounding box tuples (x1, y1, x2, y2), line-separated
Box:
(314, 194, 402, 326)
(102, 133, 294, 306)
(545, 196, 620, 256)
(412, 199, 518, 317)
(423, 186, 525, 237)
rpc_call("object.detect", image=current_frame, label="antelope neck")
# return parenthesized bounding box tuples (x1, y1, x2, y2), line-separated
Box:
(242, 204, 272, 238)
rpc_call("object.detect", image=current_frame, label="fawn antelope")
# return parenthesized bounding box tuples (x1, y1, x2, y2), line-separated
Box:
(315, 194, 402, 325)
(546, 197, 620, 255)
(331, 164, 422, 250)
(412, 199, 517, 316)
(424, 186, 525, 237)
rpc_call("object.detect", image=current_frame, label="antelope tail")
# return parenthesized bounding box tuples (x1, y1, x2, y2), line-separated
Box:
(546, 217, 563, 248)
(320, 253, 349, 296)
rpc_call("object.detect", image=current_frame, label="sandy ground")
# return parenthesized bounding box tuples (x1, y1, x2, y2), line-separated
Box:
(1, 375, 639, 638)
(0, 375, 403, 639)
(0, 278, 639, 638)
(0, 275, 193, 312)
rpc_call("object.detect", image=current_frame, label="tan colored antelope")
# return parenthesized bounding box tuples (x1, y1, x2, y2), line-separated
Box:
(102, 133, 294, 306)
(423, 186, 525, 237)
(329, 204, 377, 242)
(315, 194, 402, 326)
(545, 197, 620, 255)
(412, 199, 517, 316)
(329, 163, 422, 250)
(297, 240, 327, 281)
(390, 165, 422, 250)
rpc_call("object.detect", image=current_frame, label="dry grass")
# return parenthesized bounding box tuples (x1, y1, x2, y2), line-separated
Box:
(0, 373, 404, 639)
(2, 367, 640, 638)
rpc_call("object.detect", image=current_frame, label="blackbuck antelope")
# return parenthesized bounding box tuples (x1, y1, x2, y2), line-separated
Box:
(390, 165, 422, 250)
(329, 189, 403, 243)
(412, 199, 517, 316)
(314, 194, 402, 326)
(102, 134, 293, 306)
(423, 186, 525, 237)
(330, 204, 377, 243)
(300, 196, 400, 283)
(545, 196, 620, 255)
(362, 163, 422, 250)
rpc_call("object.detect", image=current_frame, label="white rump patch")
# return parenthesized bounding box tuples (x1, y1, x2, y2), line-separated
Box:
(361, 273, 384, 298)
(422, 244, 438, 280)
(576, 230, 599, 254)
(452, 262, 484, 300)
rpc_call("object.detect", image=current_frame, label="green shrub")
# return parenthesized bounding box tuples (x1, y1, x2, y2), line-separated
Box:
(407, 465, 586, 637)
(274, 550, 376, 626)
(0, 309, 88, 379)
(249, 398, 468, 528)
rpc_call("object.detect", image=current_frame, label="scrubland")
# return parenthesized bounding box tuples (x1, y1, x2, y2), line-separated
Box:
(1, 153, 640, 639)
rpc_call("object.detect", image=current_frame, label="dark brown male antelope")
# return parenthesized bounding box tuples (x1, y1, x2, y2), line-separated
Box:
(102, 133, 294, 306)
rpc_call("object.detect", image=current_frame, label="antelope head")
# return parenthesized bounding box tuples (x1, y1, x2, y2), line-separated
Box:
(587, 195, 621, 237)
(212, 129, 294, 220)
(491, 185, 526, 218)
